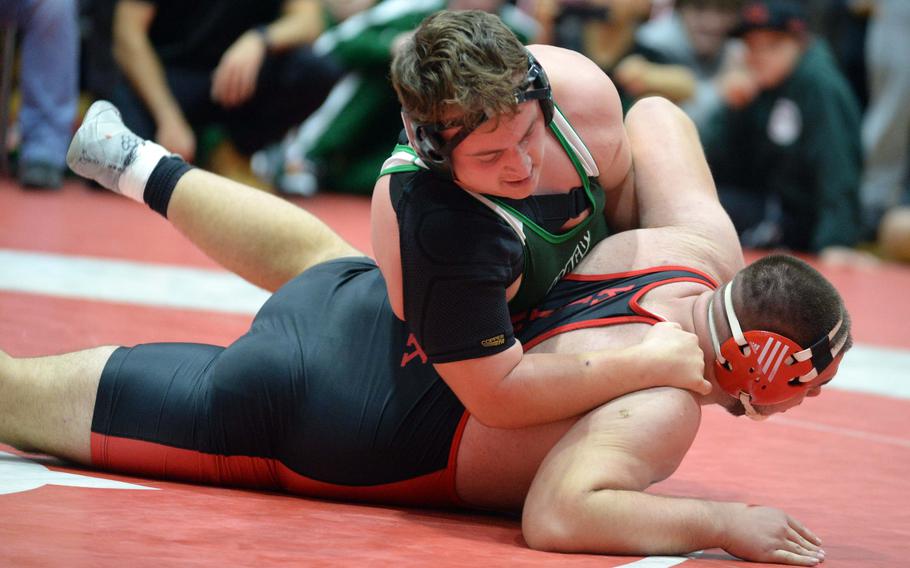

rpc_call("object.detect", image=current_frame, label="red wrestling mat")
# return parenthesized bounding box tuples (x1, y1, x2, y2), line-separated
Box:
(0, 180, 373, 265)
(2, 180, 909, 567)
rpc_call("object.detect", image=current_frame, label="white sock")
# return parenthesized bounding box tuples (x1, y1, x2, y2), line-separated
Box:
(117, 141, 172, 203)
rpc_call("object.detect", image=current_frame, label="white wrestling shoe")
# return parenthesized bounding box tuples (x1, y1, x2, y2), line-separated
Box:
(66, 101, 170, 202)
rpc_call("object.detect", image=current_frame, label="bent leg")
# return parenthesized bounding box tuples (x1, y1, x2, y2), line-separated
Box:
(455, 416, 575, 511)
(166, 168, 364, 292)
(0, 346, 116, 464)
(68, 102, 364, 293)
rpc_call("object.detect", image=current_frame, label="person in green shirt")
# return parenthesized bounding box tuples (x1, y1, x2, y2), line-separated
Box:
(702, 0, 863, 255)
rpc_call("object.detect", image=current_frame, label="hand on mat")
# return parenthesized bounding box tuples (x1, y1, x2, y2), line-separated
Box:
(634, 322, 710, 395)
(723, 504, 825, 566)
(211, 30, 267, 109)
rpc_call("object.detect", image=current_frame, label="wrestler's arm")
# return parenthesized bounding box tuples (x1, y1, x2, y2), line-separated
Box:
(521, 388, 825, 566)
(435, 324, 707, 430)
(370, 175, 406, 318)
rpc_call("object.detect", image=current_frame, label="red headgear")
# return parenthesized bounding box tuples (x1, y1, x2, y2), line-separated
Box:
(708, 282, 846, 418)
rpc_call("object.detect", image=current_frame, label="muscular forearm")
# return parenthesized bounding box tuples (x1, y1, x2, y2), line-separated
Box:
(438, 319, 705, 429)
(439, 345, 656, 429)
(535, 489, 729, 555)
(529, 487, 825, 564)
(499, 349, 657, 427)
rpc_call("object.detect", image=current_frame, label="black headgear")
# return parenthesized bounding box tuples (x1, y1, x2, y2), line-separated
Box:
(401, 51, 554, 179)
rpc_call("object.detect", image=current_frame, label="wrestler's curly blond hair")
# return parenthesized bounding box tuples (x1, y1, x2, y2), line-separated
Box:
(391, 10, 529, 130)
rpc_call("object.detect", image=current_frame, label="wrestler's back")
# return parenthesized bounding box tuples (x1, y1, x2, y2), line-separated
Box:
(455, 274, 712, 511)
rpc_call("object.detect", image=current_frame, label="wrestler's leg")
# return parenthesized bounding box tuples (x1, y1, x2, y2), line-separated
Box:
(0, 346, 116, 464)
(68, 101, 363, 293)
(166, 168, 364, 292)
(455, 416, 575, 511)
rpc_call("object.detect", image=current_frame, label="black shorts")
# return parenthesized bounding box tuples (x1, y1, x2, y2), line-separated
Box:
(91, 258, 469, 507)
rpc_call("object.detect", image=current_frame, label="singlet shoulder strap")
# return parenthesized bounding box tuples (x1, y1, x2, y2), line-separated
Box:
(379, 144, 428, 177)
(550, 104, 599, 178)
(465, 192, 527, 246)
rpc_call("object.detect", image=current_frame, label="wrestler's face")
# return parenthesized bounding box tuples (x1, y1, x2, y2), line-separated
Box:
(743, 29, 803, 90)
(448, 101, 547, 199)
(717, 381, 826, 418)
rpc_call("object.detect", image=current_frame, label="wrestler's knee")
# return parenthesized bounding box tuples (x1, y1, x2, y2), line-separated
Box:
(625, 96, 693, 131)
(521, 486, 579, 552)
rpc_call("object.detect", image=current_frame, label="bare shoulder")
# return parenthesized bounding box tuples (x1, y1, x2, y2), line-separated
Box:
(529, 45, 621, 129)
(528, 46, 615, 98)
(528, 45, 626, 183)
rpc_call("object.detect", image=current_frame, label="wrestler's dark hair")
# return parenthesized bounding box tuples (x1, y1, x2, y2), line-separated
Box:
(733, 254, 852, 352)
(391, 10, 529, 131)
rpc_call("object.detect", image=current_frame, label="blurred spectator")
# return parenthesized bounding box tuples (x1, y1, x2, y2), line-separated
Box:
(807, 0, 870, 108)
(81, 0, 120, 100)
(701, 0, 863, 255)
(109, 0, 348, 164)
(634, 0, 744, 130)
(860, 0, 910, 247)
(878, 206, 910, 263)
(0, 0, 78, 189)
(522, 0, 656, 112)
(252, 0, 539, 196)
(573, 0, 656, 111)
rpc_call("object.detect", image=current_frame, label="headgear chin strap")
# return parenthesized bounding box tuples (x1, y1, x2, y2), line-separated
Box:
(708, 281, 846, 417)
(401, 51, 555, 179)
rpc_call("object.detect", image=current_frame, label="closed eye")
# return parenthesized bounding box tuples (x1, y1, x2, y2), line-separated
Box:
(476, 152, 501, 164)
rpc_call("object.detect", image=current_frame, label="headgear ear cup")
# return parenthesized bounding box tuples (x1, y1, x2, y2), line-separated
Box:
(401, 50, 554, 179)
(708, 281, 846, 407)
(523, 54, 554, 125)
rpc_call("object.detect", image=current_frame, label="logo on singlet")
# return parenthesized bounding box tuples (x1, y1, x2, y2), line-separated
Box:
(481, 334, 506, 348)
(549, 230, 592, 291)
(401, 333, 428, 367)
